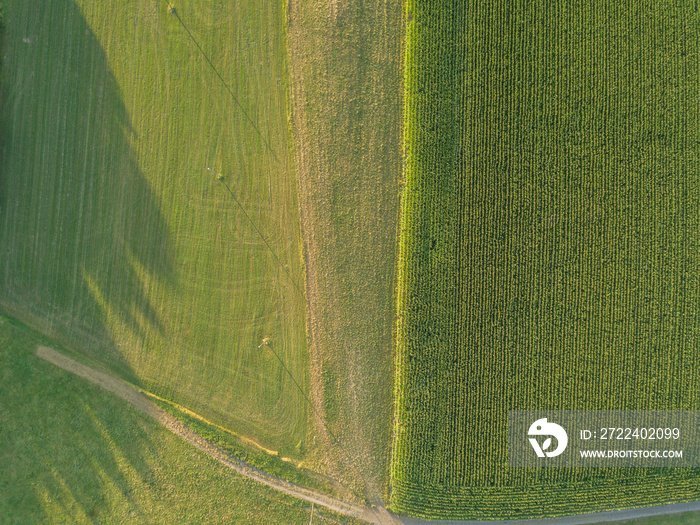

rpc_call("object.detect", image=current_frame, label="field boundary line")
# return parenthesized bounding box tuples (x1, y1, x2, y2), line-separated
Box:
(36, 345, 381, 524)
(142, 390, 287, 461)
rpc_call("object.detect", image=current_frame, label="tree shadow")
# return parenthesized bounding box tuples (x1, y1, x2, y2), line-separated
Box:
(1, 0, 313, 462)
(0, 316, 346, 525)
(0, 317, 158, 523)
(0, 1, 175, 517)
(0, 0, 327, 521)
(0, 0, 173, 382)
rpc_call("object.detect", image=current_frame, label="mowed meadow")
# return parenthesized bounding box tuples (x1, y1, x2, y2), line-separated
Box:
(0, 0, 309, 457)
(0, 315, 360, 525)
(392, 0, 700, 519)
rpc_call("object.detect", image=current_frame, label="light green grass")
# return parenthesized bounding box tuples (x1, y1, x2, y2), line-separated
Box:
(392, 0, 700, 519)
(148, 395, 345, 499)
(0, 0, 308, 457)
(0, 314, 362, 524)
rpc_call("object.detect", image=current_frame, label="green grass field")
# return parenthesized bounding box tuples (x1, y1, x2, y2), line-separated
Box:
(392, 0, 700, 519)
(4, 0, 700, 522)
(0, 0, 309, 457)
(0, 314, 363, 525)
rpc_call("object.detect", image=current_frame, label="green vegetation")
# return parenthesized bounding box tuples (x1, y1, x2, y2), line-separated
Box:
(0, 314, 361, 524)
(0, 0, 309, 457)
(286, 0, 402, 498)
(392, 0, 700, 519)
(149, 396, 344, 499)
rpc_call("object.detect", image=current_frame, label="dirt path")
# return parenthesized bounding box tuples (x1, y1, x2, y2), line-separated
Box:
(36, 346, 391, 524)
(36, 345, 699, 524)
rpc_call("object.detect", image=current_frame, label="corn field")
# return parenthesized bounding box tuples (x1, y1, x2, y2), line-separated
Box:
(391, 0, 700, 519)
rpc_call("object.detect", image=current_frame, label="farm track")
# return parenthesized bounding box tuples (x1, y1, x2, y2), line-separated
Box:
(35, 344, 700, 524)
(36, 346, 398, 525)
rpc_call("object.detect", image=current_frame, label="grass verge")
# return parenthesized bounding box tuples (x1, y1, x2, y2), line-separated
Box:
(148, 395, 353, 502)
(286, 0, 403, 499)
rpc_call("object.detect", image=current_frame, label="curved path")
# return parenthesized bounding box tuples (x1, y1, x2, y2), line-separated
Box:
(35, 346, 390, 524)
(37, 346, 699, 525)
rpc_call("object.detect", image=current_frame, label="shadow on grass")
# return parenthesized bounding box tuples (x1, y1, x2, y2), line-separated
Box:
(0, 1, 342, 522)
(0, 315, 357, 525)
(0, 0, 174, 519)
(0, 0, 173, 383)
(0, 317, 158, 522)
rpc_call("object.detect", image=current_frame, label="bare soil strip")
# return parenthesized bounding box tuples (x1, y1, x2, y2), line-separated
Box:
(36, 346, 383, 524)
